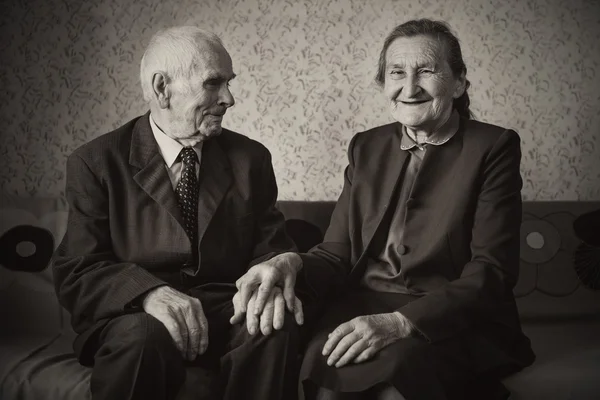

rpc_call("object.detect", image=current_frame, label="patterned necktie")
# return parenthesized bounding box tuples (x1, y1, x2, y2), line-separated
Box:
(176, 147, 199, 246)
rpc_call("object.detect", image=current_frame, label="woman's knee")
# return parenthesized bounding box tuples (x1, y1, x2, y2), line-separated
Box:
(373, 383, 407, 400)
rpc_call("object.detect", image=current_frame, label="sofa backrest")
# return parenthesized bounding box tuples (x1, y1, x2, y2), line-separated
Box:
(1, 194, 599, 338)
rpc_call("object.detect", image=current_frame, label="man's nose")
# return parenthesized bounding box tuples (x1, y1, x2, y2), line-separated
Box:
(218, 85, 235, 108)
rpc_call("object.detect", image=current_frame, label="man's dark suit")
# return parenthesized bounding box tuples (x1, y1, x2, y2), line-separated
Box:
(300, 118, 535, 398)
(52, 113, 299, 400)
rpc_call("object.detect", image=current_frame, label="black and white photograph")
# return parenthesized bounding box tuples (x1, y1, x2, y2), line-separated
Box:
(1, 0, 599, 399)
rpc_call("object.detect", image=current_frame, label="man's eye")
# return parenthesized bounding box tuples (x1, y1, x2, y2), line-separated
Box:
(419, 69, 433, 74)
(390, 70, 404, 75)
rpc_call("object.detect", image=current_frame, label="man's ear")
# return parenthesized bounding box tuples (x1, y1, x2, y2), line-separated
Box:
(152, 72, 170, 109)
(453, 71, 467, 99)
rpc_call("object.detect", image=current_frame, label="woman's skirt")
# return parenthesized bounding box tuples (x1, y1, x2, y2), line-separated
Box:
(300, 289, 526, 400)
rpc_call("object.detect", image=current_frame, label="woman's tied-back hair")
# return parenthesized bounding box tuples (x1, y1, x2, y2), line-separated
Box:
(140, 26, 223, 102)
(375, 19, 473, 119)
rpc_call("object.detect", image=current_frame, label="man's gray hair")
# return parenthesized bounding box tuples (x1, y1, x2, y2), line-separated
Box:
(140, 26, 223, 101)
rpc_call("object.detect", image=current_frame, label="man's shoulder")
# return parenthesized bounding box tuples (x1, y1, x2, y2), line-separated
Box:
(71, 115, 144, 161)
(216, 128, 270, 156)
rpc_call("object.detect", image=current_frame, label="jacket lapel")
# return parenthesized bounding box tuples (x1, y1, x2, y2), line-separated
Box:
(129, 113, 185, 229)
(353, 124, 408, 275)
(196, 138, 233, 244)
(129, 115, 233, 276)
(408, 122, 465, 209)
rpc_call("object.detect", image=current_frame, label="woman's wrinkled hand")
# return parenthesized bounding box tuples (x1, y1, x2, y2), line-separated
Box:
(322, 312, 415, 368)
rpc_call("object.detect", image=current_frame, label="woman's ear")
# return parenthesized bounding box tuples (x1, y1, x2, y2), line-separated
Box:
(152, 72, 170, 109)
(453, 71, 467, 99)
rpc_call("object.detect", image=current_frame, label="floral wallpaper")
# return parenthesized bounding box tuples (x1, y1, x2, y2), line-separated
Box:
(1, 0, 599, 201)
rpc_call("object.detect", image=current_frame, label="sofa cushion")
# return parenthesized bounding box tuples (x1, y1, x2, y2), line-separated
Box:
(0, 335, 61, 392)
(1, 334, 91, 400)
(0, 193, 69, 338)
(502, 285, 600, 399)
(514, 202, 600, 300)
(504, 349, 600, 400)
(0, 331, 218, 400)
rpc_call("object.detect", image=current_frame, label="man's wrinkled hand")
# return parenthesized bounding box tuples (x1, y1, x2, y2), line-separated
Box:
(322, 312, 414, 368)
(142, 286, 209, 361)
(230, 252, 302, 325)
(231, 286, 304, 335)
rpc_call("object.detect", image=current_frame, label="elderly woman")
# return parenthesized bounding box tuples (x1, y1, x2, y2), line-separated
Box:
(291, 19, 536, 400)
(234, 18, 535, 400)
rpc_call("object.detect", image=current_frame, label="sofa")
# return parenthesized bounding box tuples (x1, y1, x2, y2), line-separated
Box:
(1, 192, 599, 399)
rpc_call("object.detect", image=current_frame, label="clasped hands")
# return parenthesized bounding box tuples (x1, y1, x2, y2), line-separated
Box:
(230, 252, 304, 335)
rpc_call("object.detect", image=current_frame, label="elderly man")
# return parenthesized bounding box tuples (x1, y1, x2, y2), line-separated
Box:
(52, 26, 305, 400)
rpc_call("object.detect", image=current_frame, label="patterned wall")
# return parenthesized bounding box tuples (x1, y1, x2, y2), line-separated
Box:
(1, 0, 599, 201)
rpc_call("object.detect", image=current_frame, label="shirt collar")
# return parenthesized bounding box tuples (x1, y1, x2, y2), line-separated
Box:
(400, 110, 460, 151)
(149, 114, 203, 167)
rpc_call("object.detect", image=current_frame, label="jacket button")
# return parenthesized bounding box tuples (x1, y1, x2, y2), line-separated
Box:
(397, 244, 408, 255)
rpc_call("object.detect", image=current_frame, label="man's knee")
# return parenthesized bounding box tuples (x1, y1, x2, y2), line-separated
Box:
(100, 312, 180, 358)
(91, 313, 185, 400)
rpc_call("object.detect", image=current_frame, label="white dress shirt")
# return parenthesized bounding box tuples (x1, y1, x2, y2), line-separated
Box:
(149, 114, 203, 189)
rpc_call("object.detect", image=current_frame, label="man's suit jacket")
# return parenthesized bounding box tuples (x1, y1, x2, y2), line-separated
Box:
(52, 113, 296, 357)
(300, 118, 534, 366)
